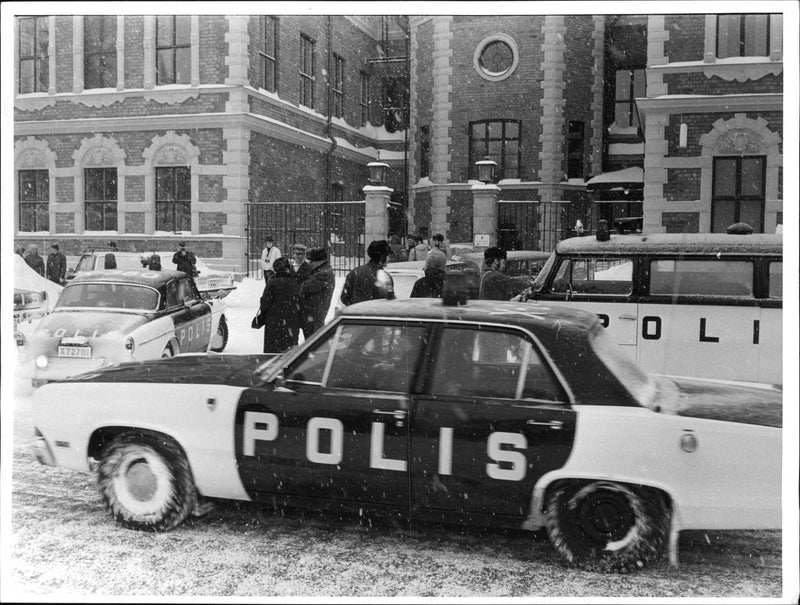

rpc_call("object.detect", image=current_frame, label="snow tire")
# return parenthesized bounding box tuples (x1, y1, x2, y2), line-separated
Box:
(544, 480, 670, 573)
(98, 431, 196, 532)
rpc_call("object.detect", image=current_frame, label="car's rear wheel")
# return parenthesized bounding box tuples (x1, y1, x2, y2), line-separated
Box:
(97, 430, 196, 531)
(210, 315, 228, 352)
(544, 480, 670, 573)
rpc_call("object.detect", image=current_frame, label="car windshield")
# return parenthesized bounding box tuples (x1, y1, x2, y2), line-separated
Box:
(532, 252, 557, 290)
(589, 326, 657, 408)
(57, 283, 159, 311)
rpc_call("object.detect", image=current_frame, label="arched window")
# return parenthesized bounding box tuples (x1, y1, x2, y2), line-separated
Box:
(143, 132, 199, 234)
(73, 134, 126, 232)
(15, 137, 56, 233)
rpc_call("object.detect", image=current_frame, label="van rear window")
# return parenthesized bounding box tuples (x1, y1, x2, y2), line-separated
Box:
(649, 260, 753, 297)
(769, 262, 782, 299)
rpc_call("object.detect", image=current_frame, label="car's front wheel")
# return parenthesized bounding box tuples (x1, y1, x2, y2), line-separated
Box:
(209, 315, 228, 352)
(544, 480, 670, 573)
(97, 430, 196, 531)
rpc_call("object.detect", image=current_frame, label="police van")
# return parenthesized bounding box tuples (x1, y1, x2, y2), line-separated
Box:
(526, 225, 782, 385)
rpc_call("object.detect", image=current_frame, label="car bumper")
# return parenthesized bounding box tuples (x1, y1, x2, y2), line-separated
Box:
(31, 355, 118, 387)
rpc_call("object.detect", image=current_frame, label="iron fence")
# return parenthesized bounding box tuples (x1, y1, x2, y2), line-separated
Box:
(246, 201, 365, 277)
(498, 199, 595, 252)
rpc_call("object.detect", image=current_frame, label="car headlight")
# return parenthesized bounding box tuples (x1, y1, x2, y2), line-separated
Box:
(15, 332, 26, 347)
(35, 355, 49, 369)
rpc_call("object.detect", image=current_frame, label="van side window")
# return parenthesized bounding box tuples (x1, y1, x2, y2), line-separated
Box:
(768, 262, 782, 299)
(550, 258, 633, 295)
(650, 260, 753, 297)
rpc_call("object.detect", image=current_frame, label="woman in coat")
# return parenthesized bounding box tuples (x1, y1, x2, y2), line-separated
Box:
(259, 257, 301, 353)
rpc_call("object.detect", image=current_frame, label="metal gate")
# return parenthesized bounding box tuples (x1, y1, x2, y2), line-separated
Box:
(246, 201, 365, 277)
(497, 201, 539, 250)
(498, 199, 595, 252)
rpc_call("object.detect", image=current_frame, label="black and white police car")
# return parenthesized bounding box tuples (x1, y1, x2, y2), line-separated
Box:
(30, 291, 781, 572)
(22, 269, 228, 388)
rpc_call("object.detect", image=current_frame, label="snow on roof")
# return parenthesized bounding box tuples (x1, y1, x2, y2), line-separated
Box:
(586, 167, 643, 186)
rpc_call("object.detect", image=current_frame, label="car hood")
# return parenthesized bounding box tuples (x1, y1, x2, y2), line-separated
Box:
(34, 310, 153, 339)
(654, 376, 782, 428)
(57, 353, 282, 387)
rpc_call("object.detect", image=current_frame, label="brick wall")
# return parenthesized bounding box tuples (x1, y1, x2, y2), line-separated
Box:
(448, 16, 544, 182)
(249, 132, 324, 203)
(199, 212, 227, 234)
(55, 17, 73, 93)
(667, 111, 783, 156)
(664, 15, 705, 62)
(414, 20, 435, 179)
(664, 168, 701, 201)
(199, 175, 224, 203)
(125, 212, 145, 233)
(124, 17, 144, 89)
(55, 213, 75, 233)
(413, 190, 433, 236)
(662, 212, 699, 233)
(125, 175, 145, 202)
(664, 72, 782, 96)
(564, 16, 597, 180)
(446, 189, 473, 242)
(55, 176, 74, 203)
(200, 16, 227, 85)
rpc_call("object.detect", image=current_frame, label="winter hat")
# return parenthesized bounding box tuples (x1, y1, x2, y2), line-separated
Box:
(306, 247, 328, 262)
(426, 249, 447, 271)
(293, 243, 308, 253)
(484, 246, 507, 262)
(179, 241, 187, 248)
(273, 257, 292, 275)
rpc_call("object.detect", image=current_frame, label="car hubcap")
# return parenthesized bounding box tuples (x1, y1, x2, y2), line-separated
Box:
(575, 489, 636, 546)
(125, 459, 158, 502)
(113, 450, 171, 514)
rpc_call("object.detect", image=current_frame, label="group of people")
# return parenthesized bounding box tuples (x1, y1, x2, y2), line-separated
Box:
(257, 237, 336, 354)
(19, 243, 67, 285)
(388, 232, 450, 263)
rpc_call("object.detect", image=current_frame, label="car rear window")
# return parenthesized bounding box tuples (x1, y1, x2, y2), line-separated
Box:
(57, 283, 159, 311)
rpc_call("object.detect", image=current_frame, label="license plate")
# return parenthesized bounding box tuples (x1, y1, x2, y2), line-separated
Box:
(58, 345, 92, 358)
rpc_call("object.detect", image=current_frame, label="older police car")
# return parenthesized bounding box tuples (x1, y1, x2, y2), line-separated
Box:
(30, 296, 780, 572)
(23, 269, 228, 387)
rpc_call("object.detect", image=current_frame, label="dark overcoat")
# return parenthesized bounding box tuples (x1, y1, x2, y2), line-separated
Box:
(260, 274, 301, 353)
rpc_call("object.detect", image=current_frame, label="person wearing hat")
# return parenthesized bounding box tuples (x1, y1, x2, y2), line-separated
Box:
(24, 244, 45, 277)
(46, 243, 67, 285)
(172, 241, 198, 276)
(479, 246, 527, 301)
(291, 243, 312, 285)
(259, 257, 301, 353)
(410, 249, 447, 298)
(298, 247, 336, 336)
(340, 240, 396, 306)
(260, 236, 281, 281)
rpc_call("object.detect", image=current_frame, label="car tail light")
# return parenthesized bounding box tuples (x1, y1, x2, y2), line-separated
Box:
(125, 336, 135, 352)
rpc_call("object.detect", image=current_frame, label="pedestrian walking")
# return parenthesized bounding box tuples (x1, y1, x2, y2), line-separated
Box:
(299, 247, 336, 337)
(408, 234, 429, 262)
(291, 243, 312, 285)
(478, 246, 527, 300)
(410, 249, 447, 298)
(24, 244, 45, 276)
(260, 236, 281, 281)
(172, 241, 198, 276)
(259, 257, 301, 353)
(46, 243, 68, 285)
(340, 240, 396, 306)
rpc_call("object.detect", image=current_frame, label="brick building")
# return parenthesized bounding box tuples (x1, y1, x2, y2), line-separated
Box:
(13, 13, 785, 271)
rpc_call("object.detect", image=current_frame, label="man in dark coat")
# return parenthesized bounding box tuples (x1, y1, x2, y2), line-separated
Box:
(172, 241, 198, 276)
(299, 247, 336, 337)
(479, 246, 527, 301)
(46, 243, 68, 284)
(24, 245, 45, 276)
(410, 249, 447, 298)
(259, 257, 301, 353)
(291, 244, 312, 285)
(340, 240, 396, 306)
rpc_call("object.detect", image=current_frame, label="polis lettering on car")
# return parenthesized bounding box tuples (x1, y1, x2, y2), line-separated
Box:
(242, 411, 530, 481)
(638, 315, 762, 344)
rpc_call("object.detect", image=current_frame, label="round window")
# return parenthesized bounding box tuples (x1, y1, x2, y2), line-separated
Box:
(474, 34, 519, 82)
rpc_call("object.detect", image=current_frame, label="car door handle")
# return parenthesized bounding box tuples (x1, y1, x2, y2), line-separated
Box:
(526, 419, 563, 430)
(372, 409, 407, 419)
(618, 314, 636, 321)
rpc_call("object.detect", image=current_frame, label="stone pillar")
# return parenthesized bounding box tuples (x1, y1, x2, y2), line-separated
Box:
(363, 186, 392, 261)
(471, 183, 500, 252)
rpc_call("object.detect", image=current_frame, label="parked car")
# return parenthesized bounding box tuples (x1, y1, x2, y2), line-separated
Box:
(30, 293, 781, 572)
(14, 255, 63, 347)
(385, 259, 479, 298)
(66, 250, 238, 299)
(22, 269, 228, 388)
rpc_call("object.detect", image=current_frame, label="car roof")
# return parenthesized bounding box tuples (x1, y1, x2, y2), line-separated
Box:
(463, 250, 552, 261)
(554, 233, 783, 256)
(340, 298, 598, 340)
(67, 269, 186, 286)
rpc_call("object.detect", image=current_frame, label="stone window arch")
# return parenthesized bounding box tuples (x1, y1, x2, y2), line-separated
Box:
(699, 114, 782, 233)
(142, 131, 200, 235)
(73, 134, 127, 232)
(14, 136, 56, 233)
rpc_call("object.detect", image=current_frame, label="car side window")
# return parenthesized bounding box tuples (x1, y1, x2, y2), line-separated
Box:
(768, 262, 782, 299)
(649, 259, 753, 297)
(551, 257, 632, 295)
(177, 278, 199, 303)
(325, 323, 428, 392)
(165, 280, 181, 308)
(430, 328, 565, 402)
